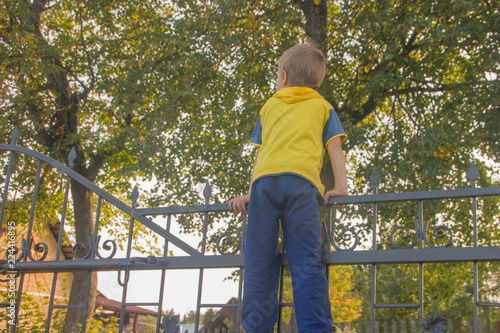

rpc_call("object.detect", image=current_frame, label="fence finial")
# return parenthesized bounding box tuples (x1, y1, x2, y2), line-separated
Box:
(131, 185, 139, 206)
(369, 169, 380, 191)
(11, 127, 19, 145)
(467, 162, 479, 183)
(68, 147, 77, 167)
(203, 180, 211, 204)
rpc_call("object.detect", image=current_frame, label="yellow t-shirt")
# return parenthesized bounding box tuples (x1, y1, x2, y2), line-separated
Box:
(250, 87, 347, 196)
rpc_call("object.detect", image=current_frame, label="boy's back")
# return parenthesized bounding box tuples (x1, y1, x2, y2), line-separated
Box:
(250, 86, 346, 196)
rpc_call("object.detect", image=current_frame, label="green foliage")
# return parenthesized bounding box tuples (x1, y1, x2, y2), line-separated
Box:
(279, 265, 362, 325)
(2, 0, 498, 239)
(1, 0, 499, 327)
(0, 289, 120, 332)
(0, 291, 47, 332)
(202, 308, 216, 325)
(180, 309, 197, 324)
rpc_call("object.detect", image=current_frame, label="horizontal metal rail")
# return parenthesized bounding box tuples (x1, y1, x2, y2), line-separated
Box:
(135, 186, 500, 216)
(3, 246, 499, 273)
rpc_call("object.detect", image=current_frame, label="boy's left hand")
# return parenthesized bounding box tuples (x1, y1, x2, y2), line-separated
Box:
(228, 194, 250, 214)
(323, 188, 348, 206)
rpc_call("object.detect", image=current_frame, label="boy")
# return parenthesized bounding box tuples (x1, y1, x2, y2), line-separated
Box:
(229, 44, 348, 333)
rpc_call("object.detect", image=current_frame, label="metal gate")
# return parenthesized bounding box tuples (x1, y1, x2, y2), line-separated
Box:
(1, 129, 499, 332)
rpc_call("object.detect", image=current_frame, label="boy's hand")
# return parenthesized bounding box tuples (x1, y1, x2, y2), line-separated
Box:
(323, 188, 348, 206)
(228, 194, 250, 214)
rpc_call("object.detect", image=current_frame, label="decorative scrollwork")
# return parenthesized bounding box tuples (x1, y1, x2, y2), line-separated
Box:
(390, 219, 419, 249)
(423, 222, 453, 248)
(96, 238, 117, 259)
(390, 219, 453, 249)
(4, 238, 49, 262)
(28, 239, 49, 261)
(72, 240, 92, 260)
(216, 229, 242, 255)
(4, 245, 21, 262)
(73, 235, 117, 260)
(329, 223, 359, 251)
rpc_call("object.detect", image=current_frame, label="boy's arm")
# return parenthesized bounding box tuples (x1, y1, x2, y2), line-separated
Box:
(228, 148, 259, 214)
(323, 137, 348, 205)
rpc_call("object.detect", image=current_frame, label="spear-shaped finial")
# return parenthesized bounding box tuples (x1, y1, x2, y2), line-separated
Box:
(203, 180, 211, 204)
(11, 127, 19, 145)
(369, 168, 380, 193)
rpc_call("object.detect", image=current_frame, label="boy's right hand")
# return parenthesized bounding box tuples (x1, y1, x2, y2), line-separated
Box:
(323, 188, 349, 207)
(228, 194, 250, 214)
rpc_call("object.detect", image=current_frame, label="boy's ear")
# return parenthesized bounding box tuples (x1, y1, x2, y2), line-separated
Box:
(282, 71, 289, 85)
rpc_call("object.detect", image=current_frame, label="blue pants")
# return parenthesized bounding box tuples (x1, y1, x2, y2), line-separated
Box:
(242, 175, 333, 333)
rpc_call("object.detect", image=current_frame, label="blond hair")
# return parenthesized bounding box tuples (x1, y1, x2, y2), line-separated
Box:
(278, 44, 327, 90)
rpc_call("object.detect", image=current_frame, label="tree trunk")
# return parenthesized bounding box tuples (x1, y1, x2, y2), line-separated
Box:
(298, 0, 328, 48)
(63, 180, 98, 333)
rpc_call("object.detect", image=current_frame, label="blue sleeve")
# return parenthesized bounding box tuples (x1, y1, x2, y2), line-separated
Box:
(249, 115, 262, 146)
(323, 109, 347, 146)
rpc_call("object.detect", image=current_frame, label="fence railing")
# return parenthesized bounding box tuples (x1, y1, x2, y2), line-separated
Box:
(1, 129, 499, 332)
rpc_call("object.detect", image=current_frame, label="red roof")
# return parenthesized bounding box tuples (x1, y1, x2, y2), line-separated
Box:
(95, 292, 158, 317)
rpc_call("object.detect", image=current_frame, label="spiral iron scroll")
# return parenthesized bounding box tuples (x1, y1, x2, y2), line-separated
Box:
(329, 223, 359, 251)
(216, 229, 242, 255)
(4, 238, 49, 263)
(72, 235, 117, 260)
(390, 218, 453, 249)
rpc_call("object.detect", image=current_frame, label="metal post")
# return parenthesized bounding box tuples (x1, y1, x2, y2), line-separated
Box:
(46, 148, 76, 332)
(156, 213, 172, 332)
(370, 169, 380, 333)
(195, 181, 211, 333)
(418, 200, 424, 332)
(236, 212, 247, 333)
(11, 159, 42, 332)
(468, 163, 479, 333)
(118, 186, 139, 333)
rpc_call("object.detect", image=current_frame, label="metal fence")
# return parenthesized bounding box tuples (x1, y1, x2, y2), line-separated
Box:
(1, 129, 499, 332)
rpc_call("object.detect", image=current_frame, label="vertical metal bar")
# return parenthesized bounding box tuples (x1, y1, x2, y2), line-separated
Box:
(370, 170, 379, 333)
(194, 250, 205, 331)
(466, 162, 480, 333)
(195, 181, 211, 333)
(371, 262, 376, 333)
(156, 213, 172, 332)
(45, 161, 73, 332)
(80, 196, 102, 332)
(0, 128, 18, 232)
(278, 237, 286, 333)
(325, 207, 331, 327)
(91, 197, 103, 255)
(471, 172, 479, 333)
(418, 200, 424, 332)
(118, 186, 139, 333)
(11, 159, 42, 332)
(235, 213, 247, 333)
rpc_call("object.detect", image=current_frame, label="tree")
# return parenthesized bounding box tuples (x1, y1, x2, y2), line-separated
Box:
(1, 0, 498, 330)
(1, 0, 181, 331)
(202, 308, 216, 326)
(180, 310, 197, 325)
